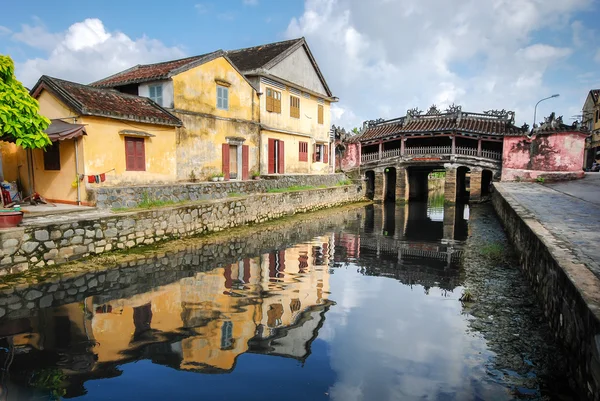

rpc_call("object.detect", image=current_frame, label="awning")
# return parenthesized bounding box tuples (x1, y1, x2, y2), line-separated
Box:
(44, 119, 87, 141)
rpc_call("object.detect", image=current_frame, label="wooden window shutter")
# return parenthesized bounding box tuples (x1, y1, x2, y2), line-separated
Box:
(278, 140, 284, 174)
(242, 145, 249, 180)
(318, 104, 324, 124)
(323, 144, 328, 164)
(275, 91, 281, 114)
(222, 143, 230, 180)
(268, 138, 276, 174)
(135, 139, 145, 171)
(125, 139, 135, 171)
(290, 96, 300, 118)
(266, 93, 274, 112)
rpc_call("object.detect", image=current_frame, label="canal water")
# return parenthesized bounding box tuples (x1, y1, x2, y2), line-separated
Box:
(0, 197, 575, 400)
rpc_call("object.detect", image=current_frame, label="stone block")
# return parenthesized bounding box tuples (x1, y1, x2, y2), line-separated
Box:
(34, 230, 49, 241)
(21, 241, 39, 254)
(2, 239, 18, 248)
(24, 289, 43, 301)
(64, 229, 74, 238)
(44, 241, 57, 249)
(71, 236, 83, 245)
(39, 294, 53, 308)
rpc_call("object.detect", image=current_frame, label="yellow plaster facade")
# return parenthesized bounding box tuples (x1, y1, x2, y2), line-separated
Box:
(259, 82, 332, 175)
(26, 90, 178, 204)
(172, 57, 260, 180)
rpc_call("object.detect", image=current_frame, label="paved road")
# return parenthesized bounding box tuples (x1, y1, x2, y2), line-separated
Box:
(496, 175, 600, 279)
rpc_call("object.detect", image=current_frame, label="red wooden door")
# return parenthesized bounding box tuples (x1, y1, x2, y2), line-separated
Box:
(323, 145, 329, 164)
(278, 140, 284, 174)
(222, 143, 230, 180)
(268, 138, 276, 174)
(242, 145, 249, 180)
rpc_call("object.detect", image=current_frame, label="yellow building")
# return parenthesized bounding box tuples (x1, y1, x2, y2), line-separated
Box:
(1, 75, 182, 205)
(92, 51, 261, 181)
(228, 38, 338, 174)
(582, 89, 600, 169)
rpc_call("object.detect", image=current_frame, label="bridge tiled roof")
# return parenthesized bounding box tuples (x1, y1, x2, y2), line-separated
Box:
(358, 111, 525, 142)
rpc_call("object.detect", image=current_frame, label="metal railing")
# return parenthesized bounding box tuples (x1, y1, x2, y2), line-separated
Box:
(360, 146, 502, 162)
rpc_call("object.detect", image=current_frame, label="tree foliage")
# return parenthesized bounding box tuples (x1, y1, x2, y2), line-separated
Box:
(0, 55, 51, 148)
(351, 127, 360, 135)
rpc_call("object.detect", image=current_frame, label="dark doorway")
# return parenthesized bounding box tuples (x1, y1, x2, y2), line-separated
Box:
(482, 170, 493, 196)
(384, 167, 396, 202)
(456, 166, 471, 201)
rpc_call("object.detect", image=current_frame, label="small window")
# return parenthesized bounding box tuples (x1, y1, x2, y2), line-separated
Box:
(266, 87, 281, 113)
(220, 321, 234, 350)
(149, 84, 163, 106)
(43, 142, 60, 171)
(217, 85, 229, 110)
(125, 137, 146, 171)
(317, 104, 324, 124)
(596, 110, 599, 123)
(299, 141, 308, 162)
(290, 96, 300, 118)
(315, 144, 322, 162)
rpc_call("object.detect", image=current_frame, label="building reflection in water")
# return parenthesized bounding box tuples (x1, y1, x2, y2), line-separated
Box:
(0, 201, 468, 399)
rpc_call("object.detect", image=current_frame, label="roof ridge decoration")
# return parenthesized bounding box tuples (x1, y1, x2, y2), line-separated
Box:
(426, 105, 441, 115)
(445, 103, 462, 114)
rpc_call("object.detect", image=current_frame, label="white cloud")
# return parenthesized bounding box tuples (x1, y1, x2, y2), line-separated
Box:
(11, 18, 185, 88)
(287, 0, 593, 128)
(0, 26, 11, 36)
(194, 3, 209, 14)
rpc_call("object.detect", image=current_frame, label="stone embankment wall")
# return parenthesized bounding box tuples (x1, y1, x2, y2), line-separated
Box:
(0, 205, 361, 321)
(492, 187, 600, 401)
(89, 173, 349, 209)
(0, 185, 363, 275)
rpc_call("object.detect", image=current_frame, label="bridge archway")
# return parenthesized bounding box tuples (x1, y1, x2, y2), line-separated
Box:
(456, 166, 471, 201)
(407, 166, 445, 201)
(482, 169, 493, 196)
(384, 167, 397, 202)
(365, 171, 375, 200)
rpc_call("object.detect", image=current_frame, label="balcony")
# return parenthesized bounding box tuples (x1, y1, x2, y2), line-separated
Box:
(361, 146, 502, 163)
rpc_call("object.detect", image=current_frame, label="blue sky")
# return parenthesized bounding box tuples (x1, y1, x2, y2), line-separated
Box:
(1, 0, 599, 128)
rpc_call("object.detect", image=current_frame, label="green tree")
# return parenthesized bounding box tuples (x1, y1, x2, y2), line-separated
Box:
(0, 55, 51, 148)
(351, 127, 360, 135)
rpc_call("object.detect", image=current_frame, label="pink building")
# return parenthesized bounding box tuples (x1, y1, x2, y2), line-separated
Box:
(502, 113, 588, 182)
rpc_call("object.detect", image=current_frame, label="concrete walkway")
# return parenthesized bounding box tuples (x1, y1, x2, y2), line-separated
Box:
(495, 174, 600, 280)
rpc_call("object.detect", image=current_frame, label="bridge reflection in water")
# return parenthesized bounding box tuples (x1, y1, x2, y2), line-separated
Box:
(0, 200, 468, 400)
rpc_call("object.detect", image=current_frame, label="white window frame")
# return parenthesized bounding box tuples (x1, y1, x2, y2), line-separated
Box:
(217, 85, 229, 110)
(148, 84, 163, 106)
(316, 144, 324, 162)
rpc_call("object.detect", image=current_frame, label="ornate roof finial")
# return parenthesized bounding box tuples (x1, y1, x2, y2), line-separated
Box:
(407, 107, 422, 118)
(445, 103, 462, 114)
(426, 104, 441, 115)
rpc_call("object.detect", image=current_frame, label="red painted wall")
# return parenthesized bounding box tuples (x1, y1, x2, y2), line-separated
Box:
(340, 143, 360, 171)
(502, 132, 587, 181)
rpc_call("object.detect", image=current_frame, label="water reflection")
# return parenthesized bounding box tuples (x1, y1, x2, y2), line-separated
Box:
(0, 201, 568, 400)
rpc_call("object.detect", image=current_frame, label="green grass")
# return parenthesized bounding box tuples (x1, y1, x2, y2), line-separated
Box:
(336, 179, 353, 186)
(479, 242, 505, 261)
(266, 185, 317, 193)
(535, 176, 545, 183)
(112, 191, 178, 212)
(228, 192, 244, 197)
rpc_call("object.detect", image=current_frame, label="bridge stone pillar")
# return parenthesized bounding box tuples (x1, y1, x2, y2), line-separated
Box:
(444, 165, 457, 203)
(470, 168, 483, 202)
(443, 203, 456, 241)
(373, 171, 385, 202)
(395, 167, 409, 203)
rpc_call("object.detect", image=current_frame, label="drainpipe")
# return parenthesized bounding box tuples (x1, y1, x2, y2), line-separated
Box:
(74, 138, 81, 206)
(27, 148, 34, 196)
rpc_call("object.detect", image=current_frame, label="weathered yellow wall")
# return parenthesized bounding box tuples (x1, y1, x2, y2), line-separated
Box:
(34, 90, 177, 203)
(259, 82, 331, 142)
(30, 139, 81, 203)
(176, 114, 259, 180)
(0, 142, 20, 182)
(172, 56, 260, 180)
(260, 130, 330, 174)
(79, 116, 177, 186)
(173, 57, 259, 122)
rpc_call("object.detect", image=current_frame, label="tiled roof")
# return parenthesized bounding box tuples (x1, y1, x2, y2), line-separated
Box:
(357, 112, 525, 142)
(32, 76, 182, 127)
(226, 38, 302, 72)
(91, 53, 218, 88)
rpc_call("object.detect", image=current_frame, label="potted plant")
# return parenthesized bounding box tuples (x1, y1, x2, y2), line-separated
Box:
(217, 172, 225, 182)
(0, 205, 23, 228)
(210, 174, 219, 182)
(251, 171, 261, 180)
